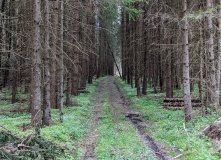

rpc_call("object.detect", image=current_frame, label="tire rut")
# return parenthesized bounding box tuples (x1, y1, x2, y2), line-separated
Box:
(83, 77, 171, 160)
(82, 80, 106, 160)
(112, 77, 171, 160)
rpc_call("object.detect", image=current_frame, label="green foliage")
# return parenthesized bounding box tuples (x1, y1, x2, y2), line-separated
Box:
(0, 86, 30, 98)
(186, 5, 221, 20)
(121, 0, 144, 20)
(95, 100, 155, 159)
(0, 77, 106, 159)
(0, 128, 61, 160)
(118, 78, 221, 159)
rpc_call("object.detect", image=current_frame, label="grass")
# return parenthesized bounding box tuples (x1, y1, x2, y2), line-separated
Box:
(118, 79, 221, 160)
(2, 76, 218, 159)
(95, 97, 156, 159)
(0, 78, 105, 159)
(0, 87, 30, 98)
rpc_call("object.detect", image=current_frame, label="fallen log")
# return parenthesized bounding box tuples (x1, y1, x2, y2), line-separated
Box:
(125, 111, 141, 118)
(63, 88, 86, 93)
(78, 90, 90, 94)
(163, 106, 202, 110)
(78, 87, 86, 90)
(0, 97, 28, 103)
(163, 103, 202, 107)
(164, 98, 200, 103)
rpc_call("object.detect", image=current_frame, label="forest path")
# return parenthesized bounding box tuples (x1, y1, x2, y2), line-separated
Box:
(83, 76, 170, 160)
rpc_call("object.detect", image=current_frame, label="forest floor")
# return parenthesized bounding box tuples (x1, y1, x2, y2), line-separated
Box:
(82, 76, 167, 160)
(1, 76, 221, 159)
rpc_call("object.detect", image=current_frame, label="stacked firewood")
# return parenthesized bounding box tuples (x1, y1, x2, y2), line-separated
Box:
(163, 98, 202, 110)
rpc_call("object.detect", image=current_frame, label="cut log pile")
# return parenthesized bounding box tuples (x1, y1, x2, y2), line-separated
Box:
(163, 98, 202, 110)
(0, 97, 28, 103)
(63, 88, 90, 94)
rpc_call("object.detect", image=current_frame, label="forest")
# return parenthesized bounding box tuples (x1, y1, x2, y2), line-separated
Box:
(1, 0, 221, 159)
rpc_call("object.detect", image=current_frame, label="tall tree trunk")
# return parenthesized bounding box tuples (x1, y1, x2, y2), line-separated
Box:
(12, 52, 17, 104)
(42, 0, 53, 126)
(206, 0, 218, 107)
(97, 25, 102, 79)
(12, 2, 18, 104)
(66, 59, 72, 106)
(31, 0, 42, 126)
(166, 36, 173, 98)
(72, 0, 80, 96)
(217, 0, 221, 107)
(142, 7, 148, 95)
(199, 21, 205, 116)
(50, 0, 59, 109)
(80, 0, 88, 88)
(121, 10, 126, 81)
(135, 16, 140, 96)
(182, 0, 192, 122)
(126, 13, 131, 85)
(0, 0, 6, 90)
(58, 0, 64, 123)
(12, 23, 19, 104)
(88, 0, 96, 84)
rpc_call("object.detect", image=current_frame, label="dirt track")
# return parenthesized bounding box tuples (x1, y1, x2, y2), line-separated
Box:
(83, 77, 170, 160)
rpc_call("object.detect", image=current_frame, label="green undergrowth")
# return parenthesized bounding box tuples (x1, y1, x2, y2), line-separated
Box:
(118, 79, 221, 160)
(0, 87, 30, 98)
(0, 87, 30, 112)
(0, 101, 29, 112)
(95, 99, 156, 160)
(0, 127, 61, 159)
(0, 78, 105, 159)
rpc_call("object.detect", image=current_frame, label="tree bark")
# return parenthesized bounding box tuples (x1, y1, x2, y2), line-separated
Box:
(166, 37, 173, 98)
(80, 0, 88, 89)
(12, 4, 18, 104)
(42, 0, 52, 126)
(199, 20, 205, 116)
(182, 0, 192, 122)
(217, 0, 221, 107)
(58, 0, 64, 123)
(142, 6, 148, 95)
(72, 0, 80, 96)
(88, 0, 95, 84)
(206, 0, 218, 107)
(50, 0, 59, 109)
(42, 0, 53, 125)
(31, 0, 42, 126)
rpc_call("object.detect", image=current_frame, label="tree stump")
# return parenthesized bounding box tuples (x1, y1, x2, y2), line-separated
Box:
(204, 121, 221, 139)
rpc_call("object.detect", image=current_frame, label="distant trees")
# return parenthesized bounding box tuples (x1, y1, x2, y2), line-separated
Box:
(4, 0, 221, 124)
(0, 0, 116, 126)
(120, 0, 221, 121)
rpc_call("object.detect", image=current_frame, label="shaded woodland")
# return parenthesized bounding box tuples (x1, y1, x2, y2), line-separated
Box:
(1, 0, 221, 125)
(2, 0, 221, 159)
(0, 0, 117, 126)
(121, 0, 221, 121)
